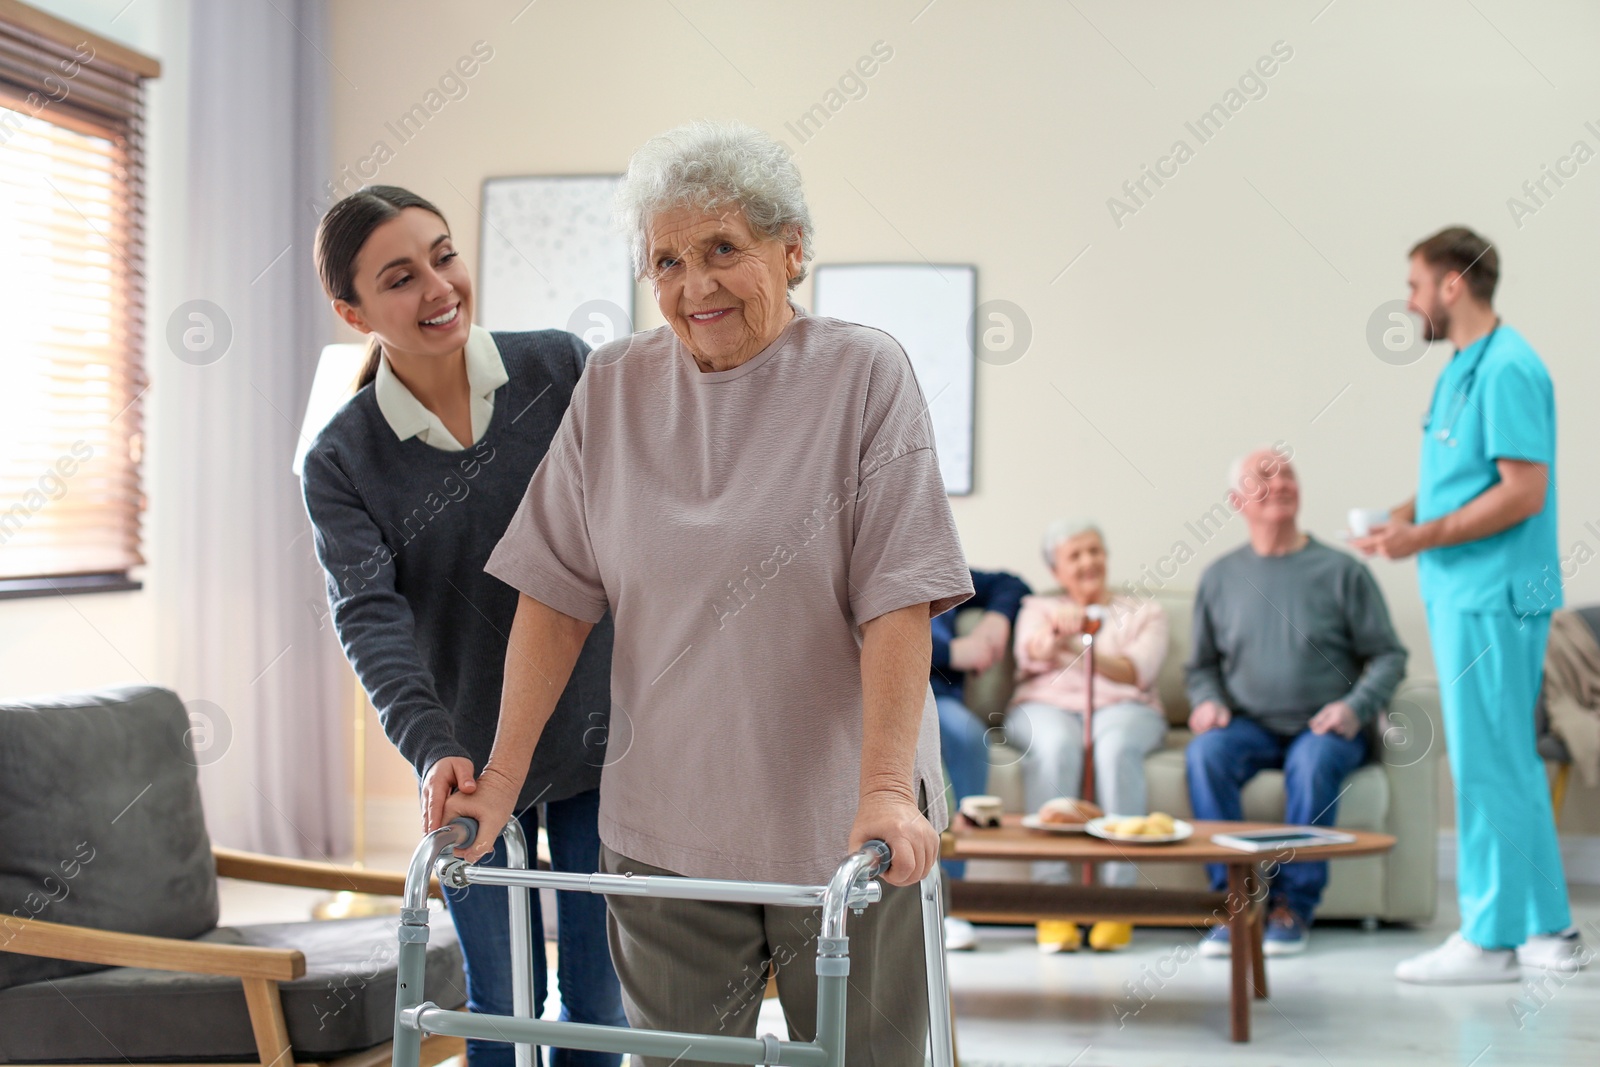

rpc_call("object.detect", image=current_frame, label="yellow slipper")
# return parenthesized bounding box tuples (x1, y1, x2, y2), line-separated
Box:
(1088, 921, 1134, 951)
(1036, 920, 1082, 953)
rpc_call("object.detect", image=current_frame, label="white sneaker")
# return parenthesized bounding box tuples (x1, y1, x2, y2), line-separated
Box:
(1517, 928, 1591, 973)
(1395, 932, 1519, 984)
(944, 916, 978, 952)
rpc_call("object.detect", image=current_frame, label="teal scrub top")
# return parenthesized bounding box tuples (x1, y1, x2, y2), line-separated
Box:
(1416, 323, 1560, 615)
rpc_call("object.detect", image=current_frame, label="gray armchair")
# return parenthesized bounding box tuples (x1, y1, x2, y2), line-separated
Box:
(0, 685, 467, 1065)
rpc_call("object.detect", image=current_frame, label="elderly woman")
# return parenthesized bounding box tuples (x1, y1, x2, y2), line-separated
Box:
(445, 121, 971, 1065)
(1007, 519, 1169, 952)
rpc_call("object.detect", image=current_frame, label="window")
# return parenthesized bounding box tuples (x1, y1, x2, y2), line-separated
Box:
(0, 2, 159, 596)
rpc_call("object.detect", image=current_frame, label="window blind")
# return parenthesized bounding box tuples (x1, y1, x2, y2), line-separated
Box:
(0, 1, 157, 586)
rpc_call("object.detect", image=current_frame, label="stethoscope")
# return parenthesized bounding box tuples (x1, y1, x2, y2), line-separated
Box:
(1421, 320, 1499, 447)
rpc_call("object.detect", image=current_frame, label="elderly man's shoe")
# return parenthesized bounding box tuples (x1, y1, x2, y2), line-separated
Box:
(944, 917, 979, 952)
(1036, 921, 1081, 953)
(1396, 933, 1519, 984)
(1263, 906, 1309, 956)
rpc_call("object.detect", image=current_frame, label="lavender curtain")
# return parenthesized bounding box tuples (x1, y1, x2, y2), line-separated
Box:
(154, 0, 347, 855)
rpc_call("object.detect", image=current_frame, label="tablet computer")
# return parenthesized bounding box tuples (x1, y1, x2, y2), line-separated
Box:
(1210, 827, 1357, 852)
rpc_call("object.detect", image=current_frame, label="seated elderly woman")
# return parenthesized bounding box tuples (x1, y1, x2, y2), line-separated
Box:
(443, 120, 972, 1066)
(1007, 519, 1169, 953)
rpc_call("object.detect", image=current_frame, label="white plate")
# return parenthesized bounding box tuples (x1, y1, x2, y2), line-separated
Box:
(1020, 814, 1090, 834)
(1085, 816, 1194, 845)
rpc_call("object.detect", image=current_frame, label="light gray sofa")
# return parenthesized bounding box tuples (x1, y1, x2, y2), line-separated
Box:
(958, 588, 1438, 924)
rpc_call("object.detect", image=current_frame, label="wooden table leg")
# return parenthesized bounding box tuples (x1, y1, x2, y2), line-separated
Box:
(1246, 866, 1268, 1000)
(1226, 863, 1251, 1042)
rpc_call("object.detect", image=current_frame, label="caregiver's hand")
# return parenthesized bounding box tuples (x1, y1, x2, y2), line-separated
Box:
(422, 756, 477, 833)
(849, 788, 937, 887)
(440, 765, 520, 863)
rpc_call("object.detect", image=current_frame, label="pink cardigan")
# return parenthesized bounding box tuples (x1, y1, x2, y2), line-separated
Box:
(1009, 593, 1169, 714)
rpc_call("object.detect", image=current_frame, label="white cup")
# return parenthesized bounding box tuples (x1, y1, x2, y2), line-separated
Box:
(1348, 507, 1389, 538)
(959, 795, 1004, 828)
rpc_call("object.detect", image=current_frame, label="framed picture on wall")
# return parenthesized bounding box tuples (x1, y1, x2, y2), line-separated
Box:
(812, 263, 977, 495)
(477, 174, 635, 349)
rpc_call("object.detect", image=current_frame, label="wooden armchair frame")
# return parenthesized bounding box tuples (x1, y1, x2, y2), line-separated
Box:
(3, 848, 463, 1067)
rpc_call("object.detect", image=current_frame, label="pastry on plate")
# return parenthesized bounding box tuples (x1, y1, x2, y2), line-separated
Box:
(1037, 797, 1104, 826)
(1102, 812, 1177, 837)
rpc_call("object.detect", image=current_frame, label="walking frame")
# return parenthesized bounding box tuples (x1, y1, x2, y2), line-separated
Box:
(391, 818, 956, 1067)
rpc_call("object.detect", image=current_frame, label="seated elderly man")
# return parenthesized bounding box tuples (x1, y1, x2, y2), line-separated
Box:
(1186, 446, 1407, 957)
(930, 565, 1031, 950)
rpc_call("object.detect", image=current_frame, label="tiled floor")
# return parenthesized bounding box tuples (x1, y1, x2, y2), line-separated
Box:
(219, 875, 1600, 1065)
(924, 890, 1600, 1066)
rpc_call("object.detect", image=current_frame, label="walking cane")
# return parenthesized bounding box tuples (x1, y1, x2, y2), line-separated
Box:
(1080, 603, 1107, 887)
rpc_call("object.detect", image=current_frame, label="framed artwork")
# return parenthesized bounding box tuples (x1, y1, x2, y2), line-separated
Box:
(477, 174, 635, 348)
(812, 263, 977, 495)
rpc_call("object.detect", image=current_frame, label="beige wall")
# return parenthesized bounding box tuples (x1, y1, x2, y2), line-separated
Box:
(327, 0, 1600, 833)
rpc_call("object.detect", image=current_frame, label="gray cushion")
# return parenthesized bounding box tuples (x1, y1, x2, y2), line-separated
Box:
(0, 686, 219, 990)
(0, 914, 466, 1061)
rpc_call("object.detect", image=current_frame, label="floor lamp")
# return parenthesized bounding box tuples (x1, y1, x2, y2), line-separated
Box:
(294, 343, 398, 918)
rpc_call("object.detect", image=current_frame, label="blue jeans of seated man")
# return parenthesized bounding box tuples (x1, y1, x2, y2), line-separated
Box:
(443, 788, 628, 1067)
(1185, 716, 1367, 922)
(936, 694, 992, 879)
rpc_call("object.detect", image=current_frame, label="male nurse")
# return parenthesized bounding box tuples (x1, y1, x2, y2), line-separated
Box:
(1354, 227, 1584, 982)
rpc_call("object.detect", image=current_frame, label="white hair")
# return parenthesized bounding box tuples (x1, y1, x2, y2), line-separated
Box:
(1227, 453, 1256, 493)
(614, 120, 815, 289)
(1041, 518, 1103, 569)
(1229, 444, 1293, 498)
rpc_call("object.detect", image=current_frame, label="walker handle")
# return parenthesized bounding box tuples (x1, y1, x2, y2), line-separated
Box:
(447, 817, 479, 853)
(861, 839, 892, 878)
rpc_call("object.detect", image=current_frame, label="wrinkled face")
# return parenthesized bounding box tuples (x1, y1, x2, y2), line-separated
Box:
(645, 204, 802, 370)
(1053, 530, 1108, 604)
(1232, 449, 1300, 527)
(1406, 254, 1449, 343)
(335, 207, 472, 360)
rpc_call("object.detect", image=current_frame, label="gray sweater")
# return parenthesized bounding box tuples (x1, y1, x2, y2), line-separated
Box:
(1184, 537, 1407, 737)
(301, 330, 611, 808)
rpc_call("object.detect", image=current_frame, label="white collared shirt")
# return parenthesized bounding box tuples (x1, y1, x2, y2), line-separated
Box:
(373, 325, 509, 452)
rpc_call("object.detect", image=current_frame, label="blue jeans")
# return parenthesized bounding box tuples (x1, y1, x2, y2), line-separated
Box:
(1185, 716, 1367, 922)
(936, 694, 992, 879)
(443, 788, 628, 1067)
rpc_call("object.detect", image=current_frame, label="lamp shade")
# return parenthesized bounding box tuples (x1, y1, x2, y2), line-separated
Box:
(292, 343, 367, 477)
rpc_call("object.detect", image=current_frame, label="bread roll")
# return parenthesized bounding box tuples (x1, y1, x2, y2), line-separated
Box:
(1038, 797, 1104, 825)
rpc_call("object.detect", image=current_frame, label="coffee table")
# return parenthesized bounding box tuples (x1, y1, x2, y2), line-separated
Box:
(941, 817, 1396, 1041)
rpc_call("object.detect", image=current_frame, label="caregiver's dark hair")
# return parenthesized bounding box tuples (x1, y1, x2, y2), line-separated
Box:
(314, 185, 449, 389)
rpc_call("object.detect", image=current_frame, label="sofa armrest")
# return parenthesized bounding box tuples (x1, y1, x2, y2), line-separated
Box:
(0, 915, 305, 981)
(212, 846, 444, 899)
(1375, 679, 1441, 924)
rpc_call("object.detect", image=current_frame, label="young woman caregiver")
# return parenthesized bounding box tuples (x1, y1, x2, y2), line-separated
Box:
(301, 185, 626, 1066)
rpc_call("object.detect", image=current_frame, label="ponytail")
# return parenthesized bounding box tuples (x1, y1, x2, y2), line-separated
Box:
(356, 336, 382, 391)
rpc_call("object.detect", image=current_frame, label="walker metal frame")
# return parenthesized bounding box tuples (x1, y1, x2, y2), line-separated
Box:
(391, 818, 955, 1067)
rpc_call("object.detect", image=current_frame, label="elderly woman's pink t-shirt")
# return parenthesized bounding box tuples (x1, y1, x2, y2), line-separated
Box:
(486, 308, 973, 883)
(1010, 594, 1169, 714)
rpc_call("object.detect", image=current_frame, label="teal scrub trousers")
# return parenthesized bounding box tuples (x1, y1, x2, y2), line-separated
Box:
(1429, 606, 1570, 948)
